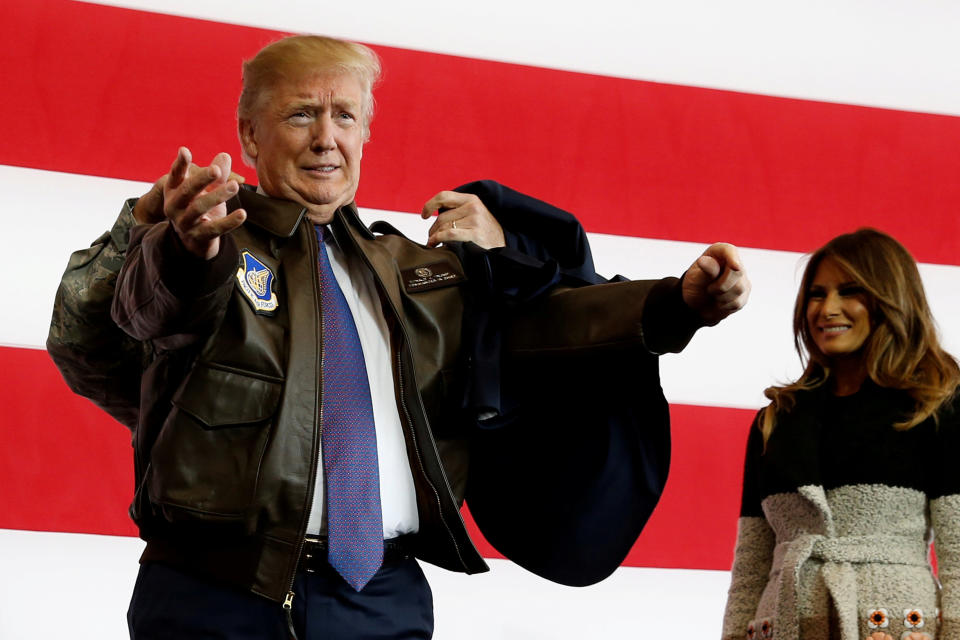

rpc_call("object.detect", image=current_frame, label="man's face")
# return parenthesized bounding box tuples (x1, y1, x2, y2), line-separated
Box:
(240, 71, 365, 224)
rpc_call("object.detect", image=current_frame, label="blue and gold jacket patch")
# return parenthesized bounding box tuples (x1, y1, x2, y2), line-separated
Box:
(236, 250, 279, 315)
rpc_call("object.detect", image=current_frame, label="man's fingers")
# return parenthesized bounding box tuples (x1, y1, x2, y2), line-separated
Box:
(427, 209, 468, 237)
(421, 191, 504, 247)
(205, 208, 247, 237)
(707, 266, 743, 294)
(682, 242, 751, 324)
(694, 254, 722, 281)
(162, 149, 244, 257)
(185, 152, 231, 189)
(183, 156, 243, 194)
(177, 209, 246, 259)
(192, 179, 240, 215)
(172, 147, 192, 180)
(182, 215, 243, 242)
(167, 147, 192, 190)
(427, 214, 444, 236)
(708, 269, 751, 312)
(702, 242, 743, 272)
(421, 191, 453, 218)
(713, 287, 747, 308)
(209, 152, 233, 187)
(167, 163, 224, 211)
(173, 179, 240, 229)
(421, 190, 475, 219)
(426, 227, 469, 248)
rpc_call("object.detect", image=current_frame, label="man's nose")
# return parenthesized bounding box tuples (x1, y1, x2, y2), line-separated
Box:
(310, 115, 337, 151)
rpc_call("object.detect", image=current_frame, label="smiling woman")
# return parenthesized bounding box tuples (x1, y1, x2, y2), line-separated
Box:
(721, 228, 960, 640)
(783, 229, 958, 414)
(804, 257, 872, 373)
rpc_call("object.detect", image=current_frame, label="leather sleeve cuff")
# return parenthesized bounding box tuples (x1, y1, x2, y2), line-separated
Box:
(158, 225, 240, 298)
(640, 275, 705, 354)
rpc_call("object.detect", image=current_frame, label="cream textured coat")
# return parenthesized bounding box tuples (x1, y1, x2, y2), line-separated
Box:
(722, 383, 960, 640)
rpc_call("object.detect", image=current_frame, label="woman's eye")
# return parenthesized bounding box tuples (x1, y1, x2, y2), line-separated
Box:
(839, 286, 864, 296)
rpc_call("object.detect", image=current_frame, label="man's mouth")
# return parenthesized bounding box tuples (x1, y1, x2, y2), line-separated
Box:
(304, 165, 337, 174)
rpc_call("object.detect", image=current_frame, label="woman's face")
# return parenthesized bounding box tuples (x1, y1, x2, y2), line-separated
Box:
(805, 257, 872, 361)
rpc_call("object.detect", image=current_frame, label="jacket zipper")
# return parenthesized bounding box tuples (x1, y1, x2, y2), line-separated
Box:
(282, 222, 326, 631)
(394, 346, 469, 569)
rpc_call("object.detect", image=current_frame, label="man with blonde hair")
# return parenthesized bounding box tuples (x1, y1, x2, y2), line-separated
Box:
(49, 34, 750, 639)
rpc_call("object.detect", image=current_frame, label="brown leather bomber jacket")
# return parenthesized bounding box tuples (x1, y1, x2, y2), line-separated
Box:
(108, 188, 695, 603)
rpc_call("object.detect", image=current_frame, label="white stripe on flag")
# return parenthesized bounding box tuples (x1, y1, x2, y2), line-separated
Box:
(0, 528, 732, 639)
(87, 0, 960, 116)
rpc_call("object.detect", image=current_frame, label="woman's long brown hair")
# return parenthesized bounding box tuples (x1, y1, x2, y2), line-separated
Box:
(761, 228, 959, 442)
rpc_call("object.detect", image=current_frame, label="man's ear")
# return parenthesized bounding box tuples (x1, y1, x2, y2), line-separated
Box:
(238, 118, 258, 164)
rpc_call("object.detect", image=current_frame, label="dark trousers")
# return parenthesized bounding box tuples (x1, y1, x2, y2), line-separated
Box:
(127, 557, 434, 640)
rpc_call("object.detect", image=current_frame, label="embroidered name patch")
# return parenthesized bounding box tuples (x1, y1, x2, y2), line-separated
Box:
(401, 261, 465, 293)
(236, 250, 279, 314)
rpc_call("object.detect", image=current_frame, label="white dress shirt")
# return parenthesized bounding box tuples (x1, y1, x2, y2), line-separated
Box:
(304, 224, 420, 538)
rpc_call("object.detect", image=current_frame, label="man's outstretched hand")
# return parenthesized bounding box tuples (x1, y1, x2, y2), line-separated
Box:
(135, 147, 247, 260)
(681, 242, 751, 326)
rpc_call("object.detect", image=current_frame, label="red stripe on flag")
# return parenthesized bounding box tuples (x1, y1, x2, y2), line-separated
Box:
(1, 345, 748, 570)
(3, 0, 960, 264)
(0, 346, 137, 537)
(629, 403, 751, 570)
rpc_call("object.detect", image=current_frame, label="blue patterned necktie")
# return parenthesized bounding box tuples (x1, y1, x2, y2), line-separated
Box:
(315, 225, 383, 591)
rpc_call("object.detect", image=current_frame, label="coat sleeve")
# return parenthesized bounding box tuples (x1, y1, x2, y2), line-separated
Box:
(931, 392, 960, 639)
(46, 199, 149, 430)
(506, 276, 703, 357)
(721, 414, 775, 640)
(453, 179, 705, 356)
(111, 220, 239, 346)
(454, 180, 705, 586)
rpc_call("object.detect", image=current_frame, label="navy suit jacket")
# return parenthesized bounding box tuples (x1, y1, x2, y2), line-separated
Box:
(449, 181, 671, 587)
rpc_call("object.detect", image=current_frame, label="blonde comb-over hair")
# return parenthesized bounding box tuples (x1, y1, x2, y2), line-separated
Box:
(237, 34, 382, 160)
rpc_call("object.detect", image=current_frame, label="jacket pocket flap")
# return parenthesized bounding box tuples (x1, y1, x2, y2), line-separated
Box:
(172, 365, 283, 427)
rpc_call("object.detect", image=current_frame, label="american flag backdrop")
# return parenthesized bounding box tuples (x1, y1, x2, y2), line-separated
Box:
(3, 1, 960, 637)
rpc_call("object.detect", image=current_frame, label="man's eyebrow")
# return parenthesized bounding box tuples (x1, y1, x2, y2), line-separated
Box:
(332, 96, 361, 109)
(282, 95, 360, 110)
(275, 100, 314, 113)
